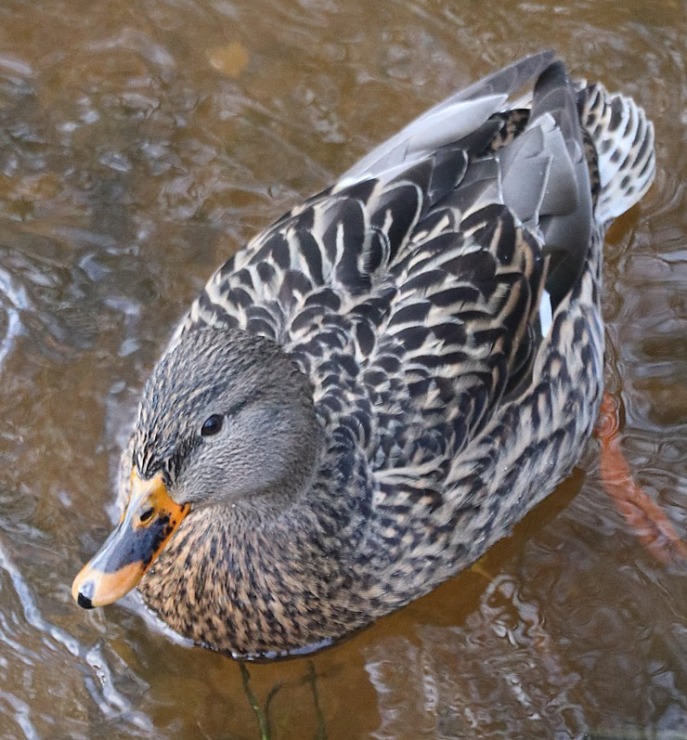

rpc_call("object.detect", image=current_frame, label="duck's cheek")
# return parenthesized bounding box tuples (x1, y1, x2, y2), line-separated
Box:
(72, 470, 190, 609)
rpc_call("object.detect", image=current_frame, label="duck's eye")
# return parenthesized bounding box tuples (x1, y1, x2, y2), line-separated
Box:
(200, 414, 224, 437)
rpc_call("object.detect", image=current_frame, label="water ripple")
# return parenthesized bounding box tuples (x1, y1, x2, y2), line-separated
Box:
(0, 537, 154, 734)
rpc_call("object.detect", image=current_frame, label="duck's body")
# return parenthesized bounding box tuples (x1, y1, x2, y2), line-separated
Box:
(73, 52, 655, 659)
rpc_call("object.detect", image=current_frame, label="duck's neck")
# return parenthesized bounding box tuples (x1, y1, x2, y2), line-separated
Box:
(138, 433, 367, 658)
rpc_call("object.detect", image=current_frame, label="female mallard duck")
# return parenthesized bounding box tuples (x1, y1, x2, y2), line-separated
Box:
(73, 51, 655, 659)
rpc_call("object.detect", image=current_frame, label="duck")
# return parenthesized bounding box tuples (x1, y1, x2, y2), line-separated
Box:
(72, 50, 655, 660)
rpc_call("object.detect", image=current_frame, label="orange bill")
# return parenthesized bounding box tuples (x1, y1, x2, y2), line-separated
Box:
(72, 470, 190, 609)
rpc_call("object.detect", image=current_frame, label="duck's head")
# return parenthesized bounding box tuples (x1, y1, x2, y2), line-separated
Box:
(72, 325, 320, 609)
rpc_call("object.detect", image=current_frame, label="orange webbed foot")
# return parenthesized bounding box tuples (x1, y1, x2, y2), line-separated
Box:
(595, 391, 687, 565)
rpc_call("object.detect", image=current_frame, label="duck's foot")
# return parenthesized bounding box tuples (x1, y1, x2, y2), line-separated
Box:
(595, 391, 687, 565)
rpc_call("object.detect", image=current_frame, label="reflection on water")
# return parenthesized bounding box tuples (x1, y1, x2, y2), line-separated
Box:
(0, 0, 686, 736)
(366, 575, 585, 738)
(0, 264, 24, 369)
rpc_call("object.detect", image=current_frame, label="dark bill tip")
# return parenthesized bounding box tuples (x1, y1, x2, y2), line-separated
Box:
(77, 591, 94, 609)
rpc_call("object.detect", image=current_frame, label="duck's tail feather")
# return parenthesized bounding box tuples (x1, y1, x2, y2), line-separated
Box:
(578, 82, 656, 224)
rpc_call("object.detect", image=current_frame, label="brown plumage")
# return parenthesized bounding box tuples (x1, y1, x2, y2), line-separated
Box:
(73, 52, 655, 659)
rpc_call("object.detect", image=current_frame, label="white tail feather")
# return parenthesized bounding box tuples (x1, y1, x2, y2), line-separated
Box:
(580, 83, 656, 223)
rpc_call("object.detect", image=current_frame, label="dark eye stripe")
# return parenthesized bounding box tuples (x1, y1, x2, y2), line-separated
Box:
(200, 414, 224, 437)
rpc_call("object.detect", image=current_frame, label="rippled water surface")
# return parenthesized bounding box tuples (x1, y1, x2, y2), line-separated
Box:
(1, 0, 686, 737)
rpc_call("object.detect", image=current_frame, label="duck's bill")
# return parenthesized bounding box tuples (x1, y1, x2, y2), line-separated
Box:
(71, 471, 189, 609)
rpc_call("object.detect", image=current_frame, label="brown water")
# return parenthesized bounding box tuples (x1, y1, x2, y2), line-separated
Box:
(0, 0, 686, 737)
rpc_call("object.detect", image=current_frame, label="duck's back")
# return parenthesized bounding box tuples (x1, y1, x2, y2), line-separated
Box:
(185, 52, 653, 481)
